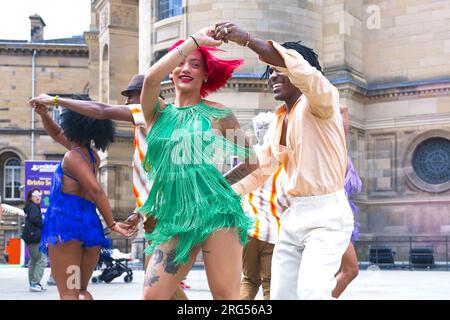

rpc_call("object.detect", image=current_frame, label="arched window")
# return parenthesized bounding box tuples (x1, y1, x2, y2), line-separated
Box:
(3, 157, 21, 200)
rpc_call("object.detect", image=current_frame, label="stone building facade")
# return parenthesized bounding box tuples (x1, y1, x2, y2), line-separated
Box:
(0, 14, 90, 261)
(88, 0, 139, 224)
(0, 7, 140, 260)
(1, 0, 450, 263)
(136, 0, 450, 239)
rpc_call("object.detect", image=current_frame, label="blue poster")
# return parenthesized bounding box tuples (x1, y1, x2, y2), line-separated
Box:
(24, 161, 58, 214)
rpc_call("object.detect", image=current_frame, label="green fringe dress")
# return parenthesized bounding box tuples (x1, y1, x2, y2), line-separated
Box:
(139, 100, 253, 265)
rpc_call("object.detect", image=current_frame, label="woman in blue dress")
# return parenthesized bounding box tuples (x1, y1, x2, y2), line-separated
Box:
(30, 99, 134, 300)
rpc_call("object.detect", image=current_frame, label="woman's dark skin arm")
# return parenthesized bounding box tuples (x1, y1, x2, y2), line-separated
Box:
(214, 21, 285, 68)
(63, 151, 115, 227)
(29, 94, 134, 123)
(33, 104, 72, 150)
(62, 151, 135, 237)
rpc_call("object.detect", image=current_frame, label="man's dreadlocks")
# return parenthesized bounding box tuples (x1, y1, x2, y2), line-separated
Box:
(261, 41, 323, 79)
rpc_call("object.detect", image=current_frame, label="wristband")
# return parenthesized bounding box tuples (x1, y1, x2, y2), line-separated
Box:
(190, 35, 200, 48)
(243, 32, 251, 47)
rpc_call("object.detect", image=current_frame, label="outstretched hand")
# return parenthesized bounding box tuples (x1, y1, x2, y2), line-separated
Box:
(112, 221, 138, 238)
(213, 21, 249, 46)
(29, 93, 54, 108)
(193, 26, 222, 47)
(123, 213, 142, 229)
(33, 103, 50, 116)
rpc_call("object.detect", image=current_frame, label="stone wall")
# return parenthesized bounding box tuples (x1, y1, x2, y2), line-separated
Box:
(0, 46, 89, 205)
(109, 0, 450, 238)
(363, 0, 450, 83)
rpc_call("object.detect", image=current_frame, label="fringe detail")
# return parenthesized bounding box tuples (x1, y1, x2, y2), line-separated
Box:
(39, 163, 111, 254)
(139, 102, 253, 265)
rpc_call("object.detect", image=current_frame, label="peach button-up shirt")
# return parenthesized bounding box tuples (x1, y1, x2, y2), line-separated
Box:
(233, 41, 348, 197)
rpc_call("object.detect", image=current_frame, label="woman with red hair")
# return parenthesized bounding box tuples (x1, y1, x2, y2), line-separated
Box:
(139, 27, 257, 300)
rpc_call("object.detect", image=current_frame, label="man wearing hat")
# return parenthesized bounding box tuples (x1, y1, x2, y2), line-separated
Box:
(28, 75, 188, 300)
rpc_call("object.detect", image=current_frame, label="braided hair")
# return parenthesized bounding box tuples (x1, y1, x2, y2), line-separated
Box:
(261, 41, 323, 79)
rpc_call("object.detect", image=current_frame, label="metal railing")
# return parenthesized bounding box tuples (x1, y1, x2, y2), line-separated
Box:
(354, 235, 450, 271)
(110, 235, 450, 271)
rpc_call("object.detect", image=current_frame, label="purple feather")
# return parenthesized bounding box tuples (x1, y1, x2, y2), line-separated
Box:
(344, 156, 362, 242)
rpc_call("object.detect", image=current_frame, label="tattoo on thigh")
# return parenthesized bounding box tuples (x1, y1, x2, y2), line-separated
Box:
(153, 249, 164, 265)
(143, 249, 164, 287)
(144, 265, 160, 287)
(163, 249, 179, 275)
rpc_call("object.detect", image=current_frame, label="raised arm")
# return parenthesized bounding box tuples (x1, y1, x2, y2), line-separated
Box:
(214, 22, 285, 69)
(140, 27, 222, 128)
(215, 21, 338, 119)
(29, 94, 133, 123)
(33, 103, 71, 150)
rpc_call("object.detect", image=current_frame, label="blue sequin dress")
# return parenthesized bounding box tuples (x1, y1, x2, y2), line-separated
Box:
(40, 145, 111, 254)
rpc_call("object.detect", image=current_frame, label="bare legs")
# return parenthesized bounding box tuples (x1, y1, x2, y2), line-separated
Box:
(48, 240, 100, 300)
(202, 228, 243, 300)
(142, 228, 243, 300)
(78, 246, 101, 300)
(142, 238, 201, 300)
(332, 242, 359, 298)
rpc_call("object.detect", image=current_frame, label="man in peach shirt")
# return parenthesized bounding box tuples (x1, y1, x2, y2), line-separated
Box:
(214, 22, 354, 299)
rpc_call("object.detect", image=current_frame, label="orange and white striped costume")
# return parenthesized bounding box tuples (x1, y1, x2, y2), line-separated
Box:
(128, 104, 153, 209)
(243, 165, 290, 244)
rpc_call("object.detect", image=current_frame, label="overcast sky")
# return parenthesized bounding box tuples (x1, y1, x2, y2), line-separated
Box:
(0, 0, 91, 41)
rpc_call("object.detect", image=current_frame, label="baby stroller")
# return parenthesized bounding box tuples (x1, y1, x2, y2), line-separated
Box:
(91, 248, 133, 284)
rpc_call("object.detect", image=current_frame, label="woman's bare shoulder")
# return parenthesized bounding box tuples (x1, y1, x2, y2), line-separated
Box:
(61, 149, 82, 170)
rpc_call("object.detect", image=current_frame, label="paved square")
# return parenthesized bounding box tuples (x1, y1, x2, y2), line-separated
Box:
(0, 265, 449, 300)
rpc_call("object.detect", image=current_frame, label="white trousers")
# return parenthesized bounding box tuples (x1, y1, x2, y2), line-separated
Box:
(270, 189, 354, 300)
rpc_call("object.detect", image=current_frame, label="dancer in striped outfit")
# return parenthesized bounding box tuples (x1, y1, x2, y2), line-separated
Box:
(240, 113, 290, 300)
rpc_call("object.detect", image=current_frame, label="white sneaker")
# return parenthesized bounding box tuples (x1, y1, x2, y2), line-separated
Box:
(29, 283, 46, 292)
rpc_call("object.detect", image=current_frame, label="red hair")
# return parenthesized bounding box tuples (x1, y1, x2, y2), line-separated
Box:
(169, 39, 244, 97)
